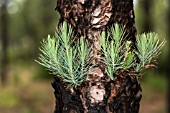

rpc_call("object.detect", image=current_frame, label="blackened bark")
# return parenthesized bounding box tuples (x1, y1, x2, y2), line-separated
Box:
(53, 0, 142, 113)
(52, 77, 84, 113)
(108, 0, 137, 42)
(0, 0, 9, 86)
(52, 74, 142, 113)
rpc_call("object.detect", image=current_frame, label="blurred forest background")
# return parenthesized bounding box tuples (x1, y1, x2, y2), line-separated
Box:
(0, 0, 169, 113)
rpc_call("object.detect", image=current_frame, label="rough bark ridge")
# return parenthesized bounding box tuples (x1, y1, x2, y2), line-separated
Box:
(52, 0, 142, 113)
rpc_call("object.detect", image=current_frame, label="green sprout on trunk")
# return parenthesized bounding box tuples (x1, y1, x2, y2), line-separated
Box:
(100, 24, 165, 79)
(36, 22, 92, 87)
(135, 33, 166, 72)
(36, 22, 165, 87)
(100, 24, 136, 79)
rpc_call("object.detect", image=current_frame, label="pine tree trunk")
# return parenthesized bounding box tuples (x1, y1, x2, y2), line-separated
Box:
(52, 0, 142, 113)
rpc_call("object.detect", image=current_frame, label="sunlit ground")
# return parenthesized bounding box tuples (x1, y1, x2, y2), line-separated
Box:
(0, 62, 168, 113)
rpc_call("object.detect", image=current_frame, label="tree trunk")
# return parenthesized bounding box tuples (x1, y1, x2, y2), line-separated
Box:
(0, 0, 9, 86)
(140, 0, 153, 32)
(52, 0, 142, 113)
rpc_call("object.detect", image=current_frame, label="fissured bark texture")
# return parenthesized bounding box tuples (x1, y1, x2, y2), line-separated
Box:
(52, 74, 142, 113)
(53, 0, 142, 113)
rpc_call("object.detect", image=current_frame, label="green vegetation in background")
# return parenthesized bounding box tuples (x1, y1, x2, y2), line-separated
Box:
(0, 89, 18, 107)
(144, 73, 168, 92)
(6, 0, 59, 62)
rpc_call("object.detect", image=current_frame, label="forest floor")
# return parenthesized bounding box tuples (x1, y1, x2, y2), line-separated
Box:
(0, 62, 168, 113)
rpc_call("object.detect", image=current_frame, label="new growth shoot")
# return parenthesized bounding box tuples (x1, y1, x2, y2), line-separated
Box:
(36, 22, 165, 87)
(100, 24, 165, 79)
(36, 22, 92, 87)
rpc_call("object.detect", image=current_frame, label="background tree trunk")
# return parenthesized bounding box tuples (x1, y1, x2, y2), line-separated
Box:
(0, 0, 9, 86)
(52, 0, 142, 112)
(140, 0, 153, 32)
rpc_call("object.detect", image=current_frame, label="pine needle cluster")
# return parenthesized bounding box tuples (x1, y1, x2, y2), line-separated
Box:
(36, 22, 165, 87)
(134, 33, 166, 72)
(100, 24, 166, 79)
(100, 24, 136, 79)
(36, 22, 92, 87)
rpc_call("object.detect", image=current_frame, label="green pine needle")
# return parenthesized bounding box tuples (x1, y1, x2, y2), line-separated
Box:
(36, 22, 92, 88)
(36, 22, 166, 84)
(135, 32, 166, 72)
(100, 24, 165, 79)
(100, 23, 126, 80)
